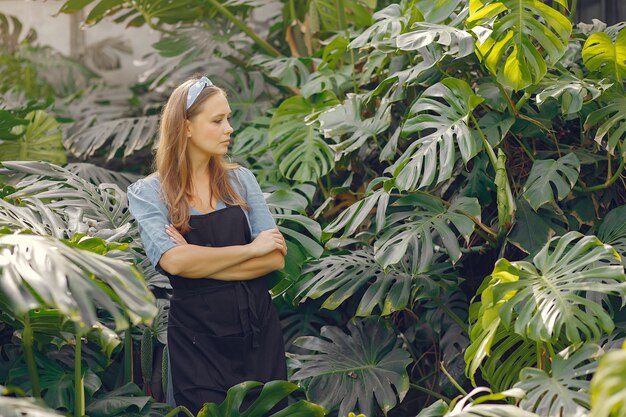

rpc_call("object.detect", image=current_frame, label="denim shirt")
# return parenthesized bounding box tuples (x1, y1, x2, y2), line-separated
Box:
(127, 166, 276, 272)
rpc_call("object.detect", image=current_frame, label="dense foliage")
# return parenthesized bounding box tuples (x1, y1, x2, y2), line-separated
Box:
(1, 1, 626, 416)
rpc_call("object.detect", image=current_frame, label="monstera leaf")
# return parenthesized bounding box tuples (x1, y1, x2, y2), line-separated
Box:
(507, 199, 568, 254)
(522, 153, 580, 211)
(466, 0, 572, 90)
(392, 78, 483, 191)
(486, 232, 625, 343)
(414, 0, 465, 24)
(289, 317, 411, 416)
(269, 93, 339, 182)
(319, 94, 391, 160)
(0, 395, 65, 417)
(325, 188, 390, 236)
(396, 22, 474, 58)
(348, 3, 411, 50)
(295, 250, 452, 316)
(535, 75, 613, 115)
(60, 0, 203, 27)
(375, 195, 481, 267)
(65, 163, 140, 189)
(0, 110, 66, 165)
(597, 205, 626, 266)
(2, 161, 133, 233)
(0, 234, 156, 334)
(589, 347, 626, 417)
(197, 380, 325, 417)
(515, 344, 600, 417)
(582, 27, 626, 81)
(65, 115, 159, 161)
(0, 198, 66, 238)
(465, 266, 542, 390)
(585, 94, 626, 158)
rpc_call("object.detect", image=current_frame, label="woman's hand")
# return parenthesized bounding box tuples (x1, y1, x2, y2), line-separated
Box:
(165, 224, 188, 245)
(249, 228, 287, 257)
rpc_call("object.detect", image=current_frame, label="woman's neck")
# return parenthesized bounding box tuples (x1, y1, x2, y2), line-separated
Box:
(189, 154, 211, 182)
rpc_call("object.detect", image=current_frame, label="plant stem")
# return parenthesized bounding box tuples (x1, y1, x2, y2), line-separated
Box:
(336, 0, 347, 30)
(410, 383, 452, 402)
(433, 301, 467, 331)
(470, 114, 498, 168)
(496, 83, 518, 116)
(510, 132, 535, 161)
(570, 0, 578, 22)
(23, 314, 41, 398)
(207, 0, 282, 57)
(440, 361, 468, 396)
(75, 334, 84, 417)
(576, 145, 625, 191)
(515, 92, 531, 112)
(163, 406, 196, 417)
(124, 327, 133, 384)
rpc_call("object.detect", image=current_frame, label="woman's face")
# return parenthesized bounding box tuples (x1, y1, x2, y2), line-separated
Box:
(186, 91, 233, 158)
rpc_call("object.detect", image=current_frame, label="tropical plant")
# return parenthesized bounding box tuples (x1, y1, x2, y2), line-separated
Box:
(1, 0, 626, 416)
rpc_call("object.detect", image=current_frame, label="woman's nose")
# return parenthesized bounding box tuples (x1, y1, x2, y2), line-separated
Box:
(225, 121, 234, 134)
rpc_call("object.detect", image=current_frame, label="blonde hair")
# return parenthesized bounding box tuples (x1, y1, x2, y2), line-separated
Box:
(155, 78, 248, 234)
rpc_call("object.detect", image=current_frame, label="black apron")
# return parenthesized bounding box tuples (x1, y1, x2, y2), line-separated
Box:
(165, 205, 287, 415)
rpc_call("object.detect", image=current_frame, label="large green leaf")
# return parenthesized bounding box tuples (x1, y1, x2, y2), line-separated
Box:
(374, 195, 481, 266)
(295, 250, 452, 316)
(60, 0, 203, 27)
(0, 395, 65, 417)
(65, 115, 159, 161)
(305, 0, 373, 33)
(441, 387, 539, 417)
(535, 75, 613, 115)
(269, 93, 339, 182)
(35, 356, 101, 412)
(325, 187, 390, 236)
(584, 94, 626, 158)
(465, 267, 539, 389)
(197, 380, 325, 417)
(414, 0, 465, 24)
(0, 234, 156, 334)
(85, 383, 152, 417)
(289, 317, 411, 416)
(392, 78, 483, 191)
(507, 199, 568, 254)
(597, 205, 626, 266)
(515, 344, 600, 417)
(396, 22, 474, 58)
(0, 110, 66, 165)
(65, 163, 140, 189)
(0, 198, 66, 238)
(466, 0, 572, 90)
(589, 348, 626, 417)
(522, 153, 580, 211)
(489, 232, 625, 343)
(319, 94, 391, 160)
(0, 109, 28, 140)
(2, 161, 134, 235)
(348, 3, 411, 50)
(582, 27, 626, 81)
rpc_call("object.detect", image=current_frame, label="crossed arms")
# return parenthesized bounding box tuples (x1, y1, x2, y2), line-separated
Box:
(158, 227, 286, 281)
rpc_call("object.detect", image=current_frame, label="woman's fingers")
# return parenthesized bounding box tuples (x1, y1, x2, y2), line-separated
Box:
(165, 224, 188, 245)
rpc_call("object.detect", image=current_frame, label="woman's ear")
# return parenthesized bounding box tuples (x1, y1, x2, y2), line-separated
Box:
(184, 118, 191, 138)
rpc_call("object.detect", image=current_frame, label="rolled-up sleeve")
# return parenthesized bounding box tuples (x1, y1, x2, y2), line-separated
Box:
(127, 178, 177, 270)
(233, 167, 276, 239)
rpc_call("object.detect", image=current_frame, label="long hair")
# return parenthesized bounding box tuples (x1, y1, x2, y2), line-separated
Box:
(155, 78, 248, 234)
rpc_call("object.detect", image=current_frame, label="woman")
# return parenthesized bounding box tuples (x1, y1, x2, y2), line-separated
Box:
(127, 76, 288, 414)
